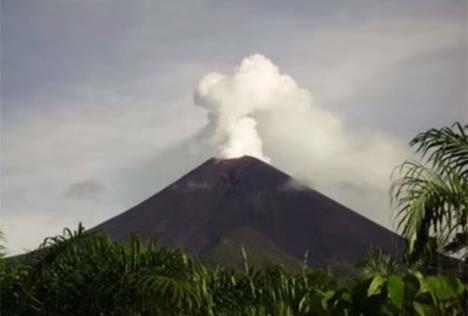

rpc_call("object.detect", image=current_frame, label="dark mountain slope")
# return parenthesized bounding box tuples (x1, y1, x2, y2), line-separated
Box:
(92, 156, 403, 267)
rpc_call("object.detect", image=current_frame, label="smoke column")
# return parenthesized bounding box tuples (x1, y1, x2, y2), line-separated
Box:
(194, 54, 305, 162)
(193, 54, 407, 227)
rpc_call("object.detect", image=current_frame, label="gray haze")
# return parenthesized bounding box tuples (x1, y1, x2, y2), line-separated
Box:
(1, 0, 467, 254)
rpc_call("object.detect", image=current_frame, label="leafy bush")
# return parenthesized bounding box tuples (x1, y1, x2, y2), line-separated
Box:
(1, 226, 466, 315)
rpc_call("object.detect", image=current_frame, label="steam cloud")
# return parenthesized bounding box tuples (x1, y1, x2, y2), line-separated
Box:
(194, 55, 303, 162)
(193, 54, 407, 225)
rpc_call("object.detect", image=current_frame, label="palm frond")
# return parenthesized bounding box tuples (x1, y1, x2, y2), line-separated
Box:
(410, 122, 468, 178)
(391, 122, 468, 262)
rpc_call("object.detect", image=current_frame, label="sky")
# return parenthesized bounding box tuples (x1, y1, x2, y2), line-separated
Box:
(1, 0, 467, 255)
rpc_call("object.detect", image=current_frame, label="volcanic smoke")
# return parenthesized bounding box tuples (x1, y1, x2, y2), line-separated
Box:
(194, 54, 304, 162)
(192, 54, 406, 228)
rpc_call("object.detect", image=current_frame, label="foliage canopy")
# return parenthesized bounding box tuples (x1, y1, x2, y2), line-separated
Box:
(1, 226, 466, 315)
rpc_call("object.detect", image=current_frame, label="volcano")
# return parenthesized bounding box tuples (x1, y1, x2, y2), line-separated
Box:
(92, 156, 403, 269)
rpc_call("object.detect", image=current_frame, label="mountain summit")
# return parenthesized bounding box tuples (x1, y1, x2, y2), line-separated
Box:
(92, 156, 403, 268)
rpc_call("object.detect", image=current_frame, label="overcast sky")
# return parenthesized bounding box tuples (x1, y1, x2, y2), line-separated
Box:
(1, 0, 467, 254)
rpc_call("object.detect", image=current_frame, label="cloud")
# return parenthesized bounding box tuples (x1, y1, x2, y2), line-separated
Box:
(194, 55, 281, 162)
(64, 180, 105, 201)
(279, 179, 310, 192)
(184, 181, 211, 191)
(192, 55, 408, 225)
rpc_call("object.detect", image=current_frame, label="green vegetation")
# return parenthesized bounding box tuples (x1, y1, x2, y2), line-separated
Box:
(1, 226, 466, 315)
(1, 122, 467, 315)
(391, 122, 467, 264)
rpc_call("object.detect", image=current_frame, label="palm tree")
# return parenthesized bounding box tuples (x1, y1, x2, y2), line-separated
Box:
(391, 122, 468, 263)
(2, 224, 210, 315)
(0, 230, 6, 258)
